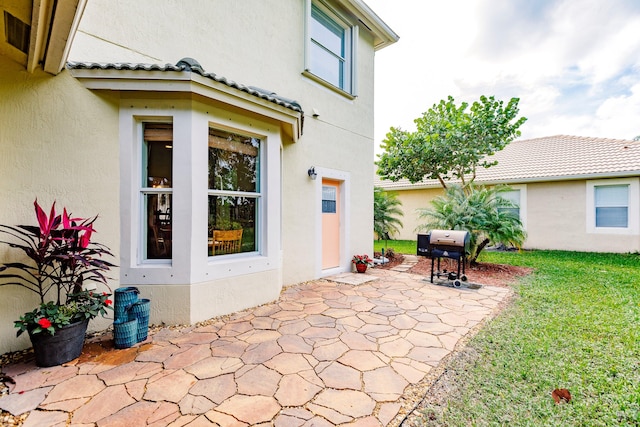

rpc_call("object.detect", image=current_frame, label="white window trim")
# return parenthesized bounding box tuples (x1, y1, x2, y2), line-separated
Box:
(139, 120, 174, 264)
(303, 0, 358, 98)
(586, 178, 639, 235)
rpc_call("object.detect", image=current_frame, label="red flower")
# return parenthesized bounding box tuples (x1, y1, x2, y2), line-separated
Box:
(38, 318, 52, 329)
(102, 292, 107, 296)
(105, 299, 113, 306)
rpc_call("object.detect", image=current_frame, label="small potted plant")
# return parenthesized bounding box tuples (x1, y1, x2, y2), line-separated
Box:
(0, 200, 116, 366)
(352, 254, 373, 273)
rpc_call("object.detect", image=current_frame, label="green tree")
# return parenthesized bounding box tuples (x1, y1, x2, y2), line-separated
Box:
(373, 187, 403, 241)
(417, 184, 526, 263)
(376, 95, 526, 190)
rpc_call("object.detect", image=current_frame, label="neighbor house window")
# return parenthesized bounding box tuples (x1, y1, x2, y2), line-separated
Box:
(142, 123, 173, 260)
(306, 1, 355, 94)
(587, 179, 639, 235)
(594, 184, 629, 228)
(208, 128, 260, 256)
(499, 189, 521, 219)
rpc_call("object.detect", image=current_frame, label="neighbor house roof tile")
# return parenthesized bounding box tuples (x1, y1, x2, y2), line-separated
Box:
(375, 135, 640, 190)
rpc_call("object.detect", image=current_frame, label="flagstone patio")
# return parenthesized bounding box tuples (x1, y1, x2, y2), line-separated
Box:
(0, 267, 510, 426)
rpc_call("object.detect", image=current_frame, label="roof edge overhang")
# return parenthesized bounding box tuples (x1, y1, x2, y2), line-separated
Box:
(376, 170, 640, 190)
(68, 67, 303, 143)
(339, 0, 398, 50)
(26, 0, 87, 74)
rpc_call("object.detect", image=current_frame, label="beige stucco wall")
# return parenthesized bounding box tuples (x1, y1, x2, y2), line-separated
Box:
(526, 180, 640, 253)
(388, 188, 443, 241)
(391, 179, 640, 253)
(0, 55, 120, 353)
(68, 0, 377, 281)
(0, 0, 383, 354)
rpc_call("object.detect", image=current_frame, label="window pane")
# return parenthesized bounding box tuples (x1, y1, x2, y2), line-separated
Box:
(596, 207, 628, 227)
(500, 207, 520, 219)
(322, 186, 337, 213)
(311, 5, 344, 56)
(143, 123, 172, 261)
(594, 185, 629, 228)
(143, 123, 173, 188)
(497, 190, 520, 219)
(208, 195, 256, 255)
(310, 43, 343, 87)
(595, 185, 628, 207)
(145, 193, 172, 259)
(502, 190, 520, 205)
(308, 3, 349, 91)
(208, 129, 260, 192)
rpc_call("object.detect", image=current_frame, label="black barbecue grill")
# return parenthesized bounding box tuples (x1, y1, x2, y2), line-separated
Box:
(417, 230, 470, 287)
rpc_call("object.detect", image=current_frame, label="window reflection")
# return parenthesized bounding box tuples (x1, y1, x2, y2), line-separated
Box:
(208, 128, 260, 256)
(146, 193, 172, 258)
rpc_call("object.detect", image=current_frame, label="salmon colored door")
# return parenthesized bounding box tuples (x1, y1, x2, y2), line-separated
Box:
(322, 179, 340, 269)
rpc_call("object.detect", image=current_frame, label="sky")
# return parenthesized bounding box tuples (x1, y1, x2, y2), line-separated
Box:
(365, 0, 640, 154)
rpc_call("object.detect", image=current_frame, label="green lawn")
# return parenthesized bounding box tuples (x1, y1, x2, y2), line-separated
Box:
(413, 250, 640, 426)
(374, 239, 416, 255)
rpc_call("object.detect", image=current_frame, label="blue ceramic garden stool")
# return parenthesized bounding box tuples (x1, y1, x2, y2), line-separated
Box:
(114, 286, 139, 323)
(130, 298, 151, 342)
(113, 318, 138, 349)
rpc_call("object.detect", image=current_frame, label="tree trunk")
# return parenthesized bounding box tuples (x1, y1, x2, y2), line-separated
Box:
(471, 238, 491, 264)
(437, 175, 448, 189)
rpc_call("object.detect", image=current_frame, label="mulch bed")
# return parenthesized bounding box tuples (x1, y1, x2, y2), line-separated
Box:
(376, 253, 533, 288)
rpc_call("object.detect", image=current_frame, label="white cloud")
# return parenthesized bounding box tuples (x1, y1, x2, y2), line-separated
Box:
(367, 0, 640, 152)
(593, 83, 640, 139)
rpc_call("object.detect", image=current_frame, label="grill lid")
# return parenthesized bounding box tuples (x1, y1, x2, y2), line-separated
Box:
(429, 230, 469, 248)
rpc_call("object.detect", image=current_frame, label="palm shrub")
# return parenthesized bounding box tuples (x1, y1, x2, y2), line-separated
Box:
(417, 184, 526, 263)
(373, 186, 404, 240)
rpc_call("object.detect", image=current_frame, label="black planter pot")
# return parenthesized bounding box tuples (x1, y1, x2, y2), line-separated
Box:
(28, 319, 89, 367)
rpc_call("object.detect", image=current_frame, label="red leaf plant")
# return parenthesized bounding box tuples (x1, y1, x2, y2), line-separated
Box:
(0, 200, 116, 336)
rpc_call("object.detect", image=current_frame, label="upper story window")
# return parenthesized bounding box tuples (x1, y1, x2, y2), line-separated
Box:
(305, 1, 356, 95)
(208, 128, 260, 256)
(594, 184, 629, 228)
(142, 123, 173, 260)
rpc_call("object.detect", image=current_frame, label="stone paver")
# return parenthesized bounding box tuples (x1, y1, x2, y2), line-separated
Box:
(1, 268, 510, 426)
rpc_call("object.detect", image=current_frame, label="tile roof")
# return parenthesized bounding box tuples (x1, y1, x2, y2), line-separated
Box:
(66, 57, 304, 114)
(375, 135, 640, 189)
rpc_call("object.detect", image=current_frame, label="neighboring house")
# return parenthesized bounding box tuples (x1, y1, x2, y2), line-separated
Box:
(375, 135, 640, 253)
(0, 0, 397, 354)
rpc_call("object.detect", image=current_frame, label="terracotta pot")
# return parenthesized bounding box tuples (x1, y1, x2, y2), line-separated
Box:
(29, 318, 89, 367)
(355, 263, 367, 273)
